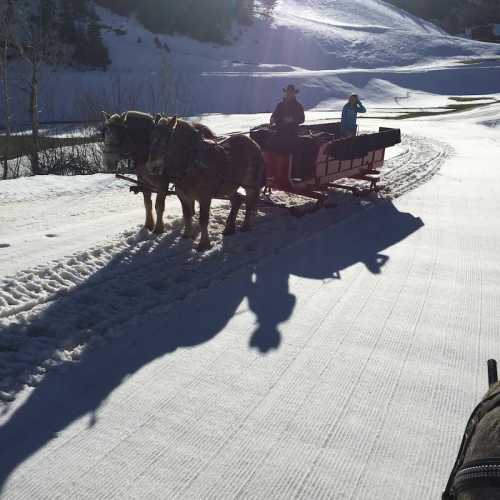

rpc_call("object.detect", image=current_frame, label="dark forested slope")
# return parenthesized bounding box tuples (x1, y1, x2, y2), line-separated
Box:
(94, 0, 256, 43)
(384, 0, 500, 33)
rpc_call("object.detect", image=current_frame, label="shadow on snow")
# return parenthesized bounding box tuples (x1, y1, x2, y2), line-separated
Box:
(0, 200, 423, 492)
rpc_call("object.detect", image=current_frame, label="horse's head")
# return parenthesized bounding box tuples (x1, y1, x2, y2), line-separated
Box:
(102, 111, 127, 171)
(148, 115, 174, 164)
(148, 116, 202, 177)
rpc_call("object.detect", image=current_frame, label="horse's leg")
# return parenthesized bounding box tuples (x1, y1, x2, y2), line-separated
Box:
(197, 197, 212, 252)
(180, 194, 194, 239)
(143, 191, 155, 231)
(223, 192, 244, 236)
(241, 188, 259, 232)
(153, 192, 167, 234)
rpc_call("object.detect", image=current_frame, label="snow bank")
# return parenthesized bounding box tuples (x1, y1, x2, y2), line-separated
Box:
(0, 174, 128, 203)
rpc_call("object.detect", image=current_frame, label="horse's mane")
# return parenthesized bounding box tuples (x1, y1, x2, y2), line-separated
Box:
(108, 113, 123, 125)
(104, 111, 154, 162)
(107, 111, 154, 127)
(126, 111, 154, 121)
(125, 111, 154, 131)
(156, 117, 216, 140)
(192, 122, 216, 140)
(175, 118, 196, 134)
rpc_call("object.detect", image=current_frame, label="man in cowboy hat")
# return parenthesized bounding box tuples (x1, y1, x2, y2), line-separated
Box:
(270, 84, 305, 140)
(269, 84, 312, 178)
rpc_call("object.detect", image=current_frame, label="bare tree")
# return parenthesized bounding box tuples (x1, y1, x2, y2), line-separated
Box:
(13, 0, 61, 175)
(0, 0, 15, 179)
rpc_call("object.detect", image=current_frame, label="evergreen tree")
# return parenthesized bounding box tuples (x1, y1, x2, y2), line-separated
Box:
(69, 0, 90, 18)
(94, 0, 135, 17)
(95, 0, 257, 44)
(40, 0, 57, 32)
(59, 1, 78, 46)
(82, 13, 110, 69)
(385, 0, 499, 32)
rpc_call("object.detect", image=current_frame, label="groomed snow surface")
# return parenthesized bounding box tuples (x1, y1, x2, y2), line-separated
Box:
(1, 0, 500, 497)
(1, 103, 499, 498)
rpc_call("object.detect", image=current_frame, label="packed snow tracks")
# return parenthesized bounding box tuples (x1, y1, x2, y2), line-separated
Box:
(381, 133, 452, 198)
(0, 132, 450, 404)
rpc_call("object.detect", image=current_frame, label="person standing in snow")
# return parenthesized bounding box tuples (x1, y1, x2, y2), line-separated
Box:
(341, 94, 366, 137)
(269, 84, 305, 151)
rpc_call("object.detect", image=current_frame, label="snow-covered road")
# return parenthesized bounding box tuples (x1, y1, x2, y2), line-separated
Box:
(1, 105, 500, 498)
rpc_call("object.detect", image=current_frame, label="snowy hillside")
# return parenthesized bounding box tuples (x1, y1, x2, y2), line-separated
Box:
(5, 0, 500, 123)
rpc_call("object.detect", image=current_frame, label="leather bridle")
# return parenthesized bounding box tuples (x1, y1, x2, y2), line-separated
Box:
(103, 122, 133, 160)
(153, 121, 204, 180)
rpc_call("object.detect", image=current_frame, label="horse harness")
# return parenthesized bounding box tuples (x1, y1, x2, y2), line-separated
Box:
(443, 387, 500, 499)
(107, 114, 170, 194)
(193, 137, 236, 194)
(167, 131, 244, 197)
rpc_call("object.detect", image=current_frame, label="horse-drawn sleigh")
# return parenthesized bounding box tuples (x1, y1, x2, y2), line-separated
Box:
(250, 122, 401, 215)
(102, 111, 401, 248)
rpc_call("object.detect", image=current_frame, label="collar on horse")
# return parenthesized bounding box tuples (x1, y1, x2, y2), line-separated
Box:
(443, 388, 500, 499)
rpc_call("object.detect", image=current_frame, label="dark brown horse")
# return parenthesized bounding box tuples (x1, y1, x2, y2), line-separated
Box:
(102, 111, 215, 234)
(148, 117, 264, 251)
(443, 361, 500, 500)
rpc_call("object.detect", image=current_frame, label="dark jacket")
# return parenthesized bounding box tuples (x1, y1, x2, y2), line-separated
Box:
(271, 98, 305, 135)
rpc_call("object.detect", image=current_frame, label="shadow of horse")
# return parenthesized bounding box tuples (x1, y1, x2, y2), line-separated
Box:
(0, 200, 423, 493)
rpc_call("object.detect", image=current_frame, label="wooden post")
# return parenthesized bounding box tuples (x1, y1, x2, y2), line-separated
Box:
(488, 359, 498, 388)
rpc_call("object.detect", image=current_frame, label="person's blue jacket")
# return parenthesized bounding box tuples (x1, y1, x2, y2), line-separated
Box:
(341, 101, 366, 132)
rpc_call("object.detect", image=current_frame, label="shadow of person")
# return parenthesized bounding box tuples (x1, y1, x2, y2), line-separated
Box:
(246, 201, 422, 351)
(0, 200, 423, 494)
(247, 263, 296, 353)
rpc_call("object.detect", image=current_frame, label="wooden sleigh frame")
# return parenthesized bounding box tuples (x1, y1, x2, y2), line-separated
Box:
(255, 124, 401, 216)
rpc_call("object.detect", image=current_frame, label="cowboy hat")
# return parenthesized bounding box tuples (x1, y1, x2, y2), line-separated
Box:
(283, 84, 300, 94)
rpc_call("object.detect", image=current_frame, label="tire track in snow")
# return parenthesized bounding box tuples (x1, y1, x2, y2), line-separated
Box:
(0, 133, 450, 403)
